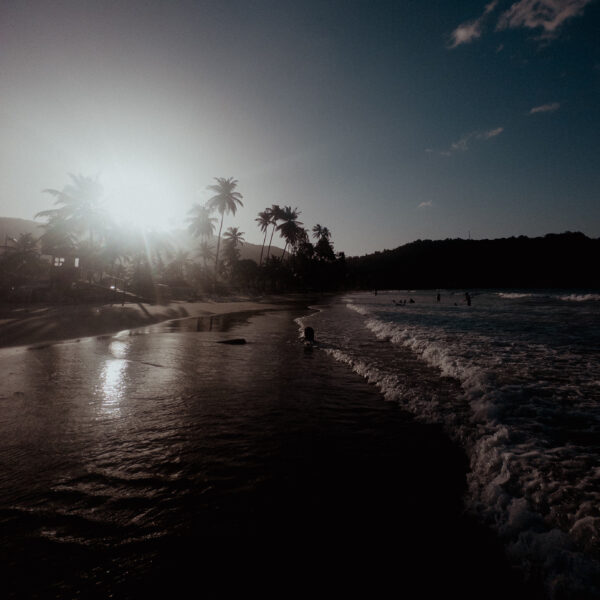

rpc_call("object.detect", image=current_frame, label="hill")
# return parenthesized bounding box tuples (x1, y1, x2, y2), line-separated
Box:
(346, 232, 600, 290)
(0, 217, 44, 246)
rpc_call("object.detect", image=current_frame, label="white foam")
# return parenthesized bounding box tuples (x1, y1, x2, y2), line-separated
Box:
(306, 295, 600, 596)
(346, 302, 370, 316)
(558, 294, 600, 302)
(497, 292, 534, 299)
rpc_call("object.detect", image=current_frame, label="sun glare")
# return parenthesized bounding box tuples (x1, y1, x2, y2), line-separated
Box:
(103, 166, 184, 232)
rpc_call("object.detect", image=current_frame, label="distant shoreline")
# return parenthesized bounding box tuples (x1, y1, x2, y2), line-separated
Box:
(0, 294, 320, 349)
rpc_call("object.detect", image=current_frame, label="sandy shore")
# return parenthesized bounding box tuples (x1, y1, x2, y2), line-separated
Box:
(0, 294, 316, 349)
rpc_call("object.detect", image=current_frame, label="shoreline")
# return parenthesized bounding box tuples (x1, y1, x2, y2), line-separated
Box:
(0, 294, 321, 349)
(1, 300, 539, 599)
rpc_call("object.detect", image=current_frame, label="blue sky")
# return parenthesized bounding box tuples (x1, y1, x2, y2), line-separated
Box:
(0, 0, 598, 255)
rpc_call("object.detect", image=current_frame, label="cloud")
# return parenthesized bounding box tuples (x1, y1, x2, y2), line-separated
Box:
(449, 20, 484, 47)
(445, 127, 504, 154)
(497, 0, 593, 37)
(418, 201, 433, 209)
(529, 102, 561, 114)
(481, 126, 504, 138)
(449, 1, 499, 47)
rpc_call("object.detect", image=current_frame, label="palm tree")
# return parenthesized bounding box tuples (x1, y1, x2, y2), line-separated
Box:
(223, 227, 245, 265)
(186, 203, 217, 240)
(38, 215, 78, 261)
(312, 224, 331, 241)
(36, 174, 108, 248)
(255, 208, 272, 266)
(223, 226, 245, 248)
(197, 240, 215, 269)
(265, 204, 282, 261)
(207, 177, 244, 277)
(276, 206, 303, 259)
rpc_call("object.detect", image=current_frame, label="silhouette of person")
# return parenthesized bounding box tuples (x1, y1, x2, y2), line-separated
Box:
(409, 298, 415, 303)
(304, 326, 315, 343)
(465, 292, 471, 306)
(437, 293, 441, 302)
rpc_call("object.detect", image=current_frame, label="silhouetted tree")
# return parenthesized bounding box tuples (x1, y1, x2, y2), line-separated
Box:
(312, 224, 331, 241)
(36, 174, 109, 249)
(196, 240, 215, 269)
(265, 204, 282, 261)
(222, 226, 245, 270)
(207, 177, 243, 277)
(255, 208, 272, 266)
(187, 203, 217, 240)
(276, 206, 303, 260)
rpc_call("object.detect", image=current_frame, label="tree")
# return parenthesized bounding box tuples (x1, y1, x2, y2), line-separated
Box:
(312, 224, 331, 241)
(36, 174, 111, 283)
(38, 216, 78, 260)
(222, 227, 245, 267)
(197, 240, 215, 269)
(276, 206, 303, 259)
(315, 236, 336, 262)
(186, 203, 217, 240)
(0, 233, 44, 287)
(36, 174, 109, 248)
(255, 208, 272, 266)
(207, 177, 244, 277)
(265, 204, 282, 261)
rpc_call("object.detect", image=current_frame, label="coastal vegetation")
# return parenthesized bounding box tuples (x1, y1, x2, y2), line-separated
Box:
(1, 173, 597, 303)
(0, 174, 344, 302)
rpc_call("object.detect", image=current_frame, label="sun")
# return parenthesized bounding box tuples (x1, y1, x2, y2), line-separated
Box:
(102, 165, 185, 232)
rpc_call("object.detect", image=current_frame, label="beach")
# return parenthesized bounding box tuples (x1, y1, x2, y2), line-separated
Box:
(0, 296, 305, 349)
(0, 295, 547, 598)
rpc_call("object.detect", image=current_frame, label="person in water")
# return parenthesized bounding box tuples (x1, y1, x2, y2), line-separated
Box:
(465, 292, 471, 306)
(304, 326, 315, 343)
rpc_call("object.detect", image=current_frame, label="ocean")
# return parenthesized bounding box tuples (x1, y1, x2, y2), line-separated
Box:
(298, 289, 600, 597)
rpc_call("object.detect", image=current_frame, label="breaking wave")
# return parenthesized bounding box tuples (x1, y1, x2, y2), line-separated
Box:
(303, 291, 600, 598)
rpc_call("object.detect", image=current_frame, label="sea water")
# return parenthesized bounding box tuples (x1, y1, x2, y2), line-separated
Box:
(298, 289, 600, 596)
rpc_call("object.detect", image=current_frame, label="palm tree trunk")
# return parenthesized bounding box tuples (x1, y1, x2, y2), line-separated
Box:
(266, 225, 276, 260)
(259, 230, 267, 266)
(214, 214, 224, 279)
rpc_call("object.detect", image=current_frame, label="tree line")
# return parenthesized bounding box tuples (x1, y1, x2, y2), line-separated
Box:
(0, 174, 347, 302)
(345, 232, 599, 290)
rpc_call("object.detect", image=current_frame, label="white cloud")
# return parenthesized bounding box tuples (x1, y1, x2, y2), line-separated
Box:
(449, 1, 499, 47)
(418, 201, 433, 209)
(449, 20, 484, 47)
(480, 126, 504, 138)
(445, 127, 504, 154)
(497, 0, 593, 37)
(529, 102, 561, 114)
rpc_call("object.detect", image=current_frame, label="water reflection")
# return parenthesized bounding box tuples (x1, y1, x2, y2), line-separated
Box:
(160, 312, 256, 333)
(98, 340, 129, 417)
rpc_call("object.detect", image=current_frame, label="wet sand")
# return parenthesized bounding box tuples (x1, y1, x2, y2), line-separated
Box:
(0, 295, 309, 349)
(0, 302, 544, 599)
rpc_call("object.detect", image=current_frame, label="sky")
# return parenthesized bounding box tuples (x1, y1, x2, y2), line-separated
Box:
(1, 0, 598, 256)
